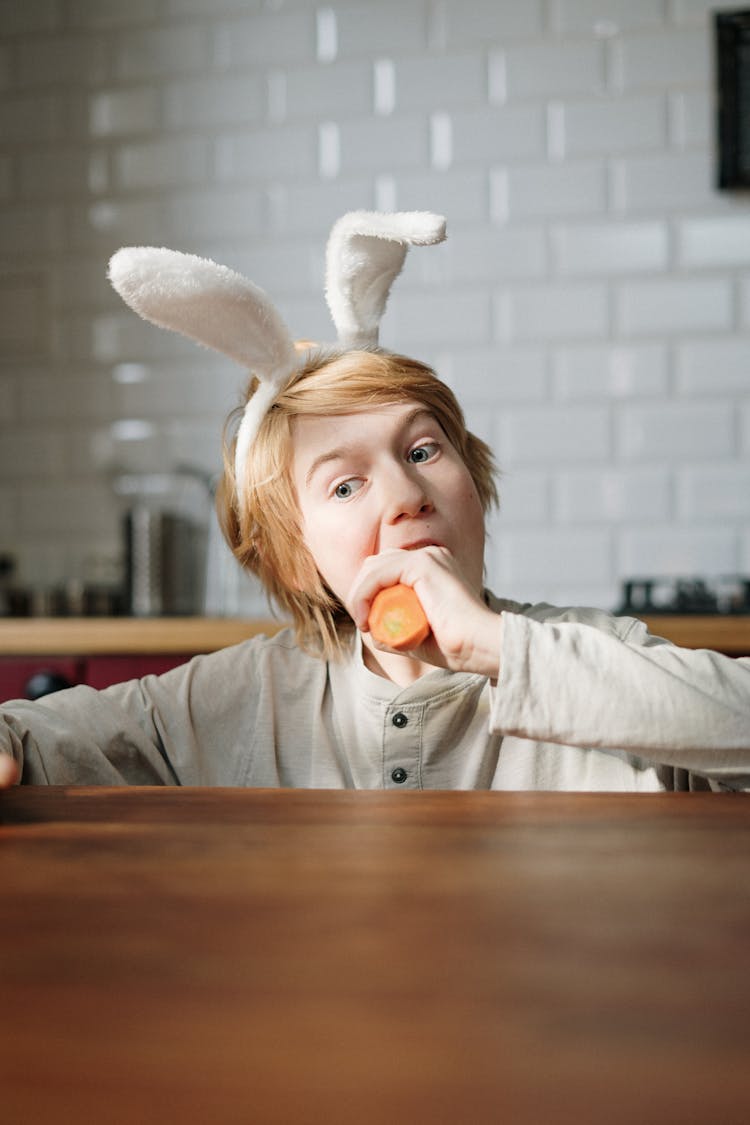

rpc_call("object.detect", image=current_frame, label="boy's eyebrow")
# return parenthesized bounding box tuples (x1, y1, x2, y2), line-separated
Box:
(304, 407, 437, 487)
(304, 442, 357, 487)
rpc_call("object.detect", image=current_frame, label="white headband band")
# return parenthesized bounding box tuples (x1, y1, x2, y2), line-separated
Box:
(108, 210, 446, 506)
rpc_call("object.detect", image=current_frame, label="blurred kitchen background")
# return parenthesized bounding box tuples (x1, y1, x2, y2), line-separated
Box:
(0, 0, 748, 618)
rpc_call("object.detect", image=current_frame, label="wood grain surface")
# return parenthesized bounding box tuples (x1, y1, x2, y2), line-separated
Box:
(1, 787, 748, 1124)
(0, 617, 283, 655)
(0, 613, 748, 656)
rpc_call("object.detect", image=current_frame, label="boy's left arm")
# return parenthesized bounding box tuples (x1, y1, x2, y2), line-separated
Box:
(492, 610, 750, 790)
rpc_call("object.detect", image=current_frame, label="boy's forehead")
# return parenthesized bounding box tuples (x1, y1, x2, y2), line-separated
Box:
(290, 401, 437, 479)
(292, 400, 434, 445)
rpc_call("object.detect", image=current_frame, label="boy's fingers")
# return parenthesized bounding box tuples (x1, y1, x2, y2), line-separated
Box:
(349, 546, 451, 628)
(0, 753, 20, 788)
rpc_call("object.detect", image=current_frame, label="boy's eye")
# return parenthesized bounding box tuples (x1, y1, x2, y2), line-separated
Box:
(333, 478, 363, 500)
(408, 442, 439, 464)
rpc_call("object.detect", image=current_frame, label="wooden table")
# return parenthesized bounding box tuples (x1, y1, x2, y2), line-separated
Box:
(1, 787, 748, 1125)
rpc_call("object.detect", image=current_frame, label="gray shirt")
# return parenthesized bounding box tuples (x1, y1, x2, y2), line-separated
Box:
(2, 598, 749, 792)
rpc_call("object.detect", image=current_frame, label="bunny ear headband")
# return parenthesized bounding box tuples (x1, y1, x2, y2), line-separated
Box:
(108, 210, 446, 507)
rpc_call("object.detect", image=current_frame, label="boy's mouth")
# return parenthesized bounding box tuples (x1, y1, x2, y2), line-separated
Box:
(400, 539, 445, 552)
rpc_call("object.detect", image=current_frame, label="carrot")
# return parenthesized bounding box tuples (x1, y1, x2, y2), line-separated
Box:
(368, 583, 430, 651)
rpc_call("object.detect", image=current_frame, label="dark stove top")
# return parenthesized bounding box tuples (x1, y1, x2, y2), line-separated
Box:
(618, 577, 750, 616)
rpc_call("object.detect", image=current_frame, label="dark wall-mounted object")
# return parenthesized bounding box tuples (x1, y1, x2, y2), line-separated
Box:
(715, 8, 750, 188)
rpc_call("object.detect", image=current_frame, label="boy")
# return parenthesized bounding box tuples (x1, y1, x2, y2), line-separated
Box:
(0, 212, 748, 792)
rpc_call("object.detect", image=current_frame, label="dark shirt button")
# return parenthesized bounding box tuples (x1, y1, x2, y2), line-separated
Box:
(391, 767, 408, 784)
(392, 712, 408, 728)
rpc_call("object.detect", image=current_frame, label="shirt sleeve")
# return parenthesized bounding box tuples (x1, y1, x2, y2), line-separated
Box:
(0, 681, 179, 786)
(491, 610, 750, 790)
(0, 640, 269, 787)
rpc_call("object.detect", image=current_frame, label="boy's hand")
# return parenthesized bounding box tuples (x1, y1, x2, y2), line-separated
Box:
(349, 546, 501, 680)
(0, 752, 20, 788)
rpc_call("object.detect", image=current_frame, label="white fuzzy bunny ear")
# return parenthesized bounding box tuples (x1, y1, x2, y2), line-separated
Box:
(325, 210, 446, 348)
(108, 246, 297, 379)
(108, 246, 298, 505)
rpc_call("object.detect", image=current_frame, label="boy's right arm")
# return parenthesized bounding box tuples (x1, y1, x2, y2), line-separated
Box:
(0, 639, 269, 788)
(0, 683, 181, 787)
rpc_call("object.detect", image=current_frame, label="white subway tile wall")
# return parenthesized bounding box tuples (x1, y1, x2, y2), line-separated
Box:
(0, 0, 748, 609)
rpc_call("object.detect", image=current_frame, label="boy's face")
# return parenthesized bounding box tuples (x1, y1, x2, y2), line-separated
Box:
(291, 400, 486, 609)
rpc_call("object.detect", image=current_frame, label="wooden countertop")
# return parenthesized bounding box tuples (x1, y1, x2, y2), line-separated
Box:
(0, 616, 285, 655)
(0, 613, 747, 656)
(640, 614, 750, 655)
(1, 787, 749, 1125)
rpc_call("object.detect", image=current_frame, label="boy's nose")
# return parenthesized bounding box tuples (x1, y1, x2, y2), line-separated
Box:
(383, 465, 433, 524)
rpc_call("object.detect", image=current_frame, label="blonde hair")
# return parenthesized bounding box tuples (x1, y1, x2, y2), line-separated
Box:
(217, 348, 499, 658)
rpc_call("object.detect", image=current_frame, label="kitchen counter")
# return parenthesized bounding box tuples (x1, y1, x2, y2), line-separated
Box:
(641, 614, 750, 655)
(0, 616, 284, 656)
(0, 614, 748, 656)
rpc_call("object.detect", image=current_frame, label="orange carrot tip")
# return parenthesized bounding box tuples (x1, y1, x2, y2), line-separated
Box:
(368, 583, 430, 651)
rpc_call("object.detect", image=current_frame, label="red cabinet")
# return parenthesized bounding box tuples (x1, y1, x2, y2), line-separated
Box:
(0, 653, 192, 702)
(85, 655, 192, 690)
(0, 657, 84, 702)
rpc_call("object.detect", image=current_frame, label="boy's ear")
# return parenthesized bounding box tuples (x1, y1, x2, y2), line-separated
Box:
(289, 551, 322, 596)
(254, 531, 314, 596)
